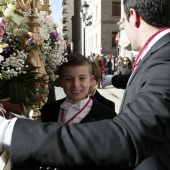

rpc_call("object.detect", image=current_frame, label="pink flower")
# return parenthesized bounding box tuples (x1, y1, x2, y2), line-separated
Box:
(0, 17, 6, 27)
(0, 26, 4, 35)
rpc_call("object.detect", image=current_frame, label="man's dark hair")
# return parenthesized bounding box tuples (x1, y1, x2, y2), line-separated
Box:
(58, 53, 92, 76)
(123, 0, 170, 28)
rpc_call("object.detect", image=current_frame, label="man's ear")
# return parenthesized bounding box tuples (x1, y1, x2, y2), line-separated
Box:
(129, 8, 140, 27)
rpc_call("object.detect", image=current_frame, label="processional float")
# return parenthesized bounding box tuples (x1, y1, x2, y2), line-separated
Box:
(16, 0, 50, 119)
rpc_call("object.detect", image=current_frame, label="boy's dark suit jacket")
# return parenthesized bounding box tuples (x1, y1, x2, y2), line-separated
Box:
(40, 97, 116, 123)
(10, 33, 170, 170)
(93, 90, 115, 112)
(36, 97, 116, 170)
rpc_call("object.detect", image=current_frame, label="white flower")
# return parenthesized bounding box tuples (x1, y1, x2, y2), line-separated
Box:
(7, 4, 16, 11)
(0, 41, 8, 53)
(13, 27, 20, 36)
(0, 55, 4, 63)
(13, 14, 22, 25)
(3, 8, 14, 18)
(0, 2, 66, 82)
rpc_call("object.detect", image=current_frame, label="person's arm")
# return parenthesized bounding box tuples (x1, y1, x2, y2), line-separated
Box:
(116, 65, 121, 75)
(101, 74, 131, 89)
(8, 49, 170, 169)
(112, 74, 131, 89)
(11, 84, 170, 170)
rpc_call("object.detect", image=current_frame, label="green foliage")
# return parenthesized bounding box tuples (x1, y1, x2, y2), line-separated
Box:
(0, 66, 48, 108)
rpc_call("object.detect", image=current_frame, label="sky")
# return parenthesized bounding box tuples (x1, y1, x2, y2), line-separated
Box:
(50, 0, 62, 29)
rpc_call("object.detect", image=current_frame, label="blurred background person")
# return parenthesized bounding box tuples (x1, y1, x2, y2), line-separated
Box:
(116, 57, 132, 75)
(105, 54, 112, 75)
(100, 54, 106, 66)
(87, 52, 95, 61)
(129, 53, 134, 63)
(94, 54, 104, 89)
(111, 55, 116, 75)
(115, 55, 123, 72)
(132, 55, 137, 65)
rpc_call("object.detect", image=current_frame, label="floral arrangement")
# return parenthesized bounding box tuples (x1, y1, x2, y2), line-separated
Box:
(37, 12, 67, 81)
(0, 0, 67, 116)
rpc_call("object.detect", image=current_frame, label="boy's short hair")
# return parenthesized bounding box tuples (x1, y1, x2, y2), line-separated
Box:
(90, 61, 101, 82)
(58, 53, 92, 76)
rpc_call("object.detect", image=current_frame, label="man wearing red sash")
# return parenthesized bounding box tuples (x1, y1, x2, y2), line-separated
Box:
(1, 0, 170, 169)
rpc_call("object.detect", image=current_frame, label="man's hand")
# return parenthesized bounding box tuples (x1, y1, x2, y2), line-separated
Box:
(101, 75, 113, 89)
(0, 116, 10, 153)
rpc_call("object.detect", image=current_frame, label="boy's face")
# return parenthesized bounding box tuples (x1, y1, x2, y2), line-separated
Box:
(59, 65, 93, 101)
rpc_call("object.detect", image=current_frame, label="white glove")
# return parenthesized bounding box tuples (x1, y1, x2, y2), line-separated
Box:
(101, 75, 113, 89)
(0, 116, 10, 153)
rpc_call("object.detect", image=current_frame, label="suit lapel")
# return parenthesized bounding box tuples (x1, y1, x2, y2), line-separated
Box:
(119, 33, 170, 112)
(127, 32, 170, 86)
(127, 54, 147, 85)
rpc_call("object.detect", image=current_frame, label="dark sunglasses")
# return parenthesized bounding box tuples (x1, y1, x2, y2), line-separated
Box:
(124, 59, 128, 62)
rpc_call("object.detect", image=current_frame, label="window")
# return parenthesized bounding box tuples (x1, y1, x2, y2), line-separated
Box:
(112, 2, 121, 16)
(112, 32, 117, 47)
(62, 20, 66, 24)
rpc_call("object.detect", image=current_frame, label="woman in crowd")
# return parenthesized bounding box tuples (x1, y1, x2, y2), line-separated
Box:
(116, 57, 132, 75)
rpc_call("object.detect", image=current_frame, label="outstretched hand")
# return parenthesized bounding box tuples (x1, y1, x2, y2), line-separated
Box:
(101, 75, 113, 89)
(0, 116, 10, 153)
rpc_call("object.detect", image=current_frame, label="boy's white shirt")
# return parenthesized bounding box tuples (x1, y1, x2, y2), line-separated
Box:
(58, 96, 93, 124)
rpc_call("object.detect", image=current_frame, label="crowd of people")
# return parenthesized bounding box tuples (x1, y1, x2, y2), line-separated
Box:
(1, 0, 170, 169)
(87, 52, 136, 89)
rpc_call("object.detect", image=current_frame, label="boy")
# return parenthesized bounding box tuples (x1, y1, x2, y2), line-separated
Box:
(40, 53, 116, 123)
(89, 61, 115, 112)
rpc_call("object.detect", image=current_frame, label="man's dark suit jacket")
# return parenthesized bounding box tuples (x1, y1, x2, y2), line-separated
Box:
(10, 33, 170, 170)
(40, 97, 116, 123)
(93, 90, 115, 112)
(112, 74, 131, 89)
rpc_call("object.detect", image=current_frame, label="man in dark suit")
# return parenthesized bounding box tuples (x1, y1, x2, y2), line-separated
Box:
(1, 0, 170, 169)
